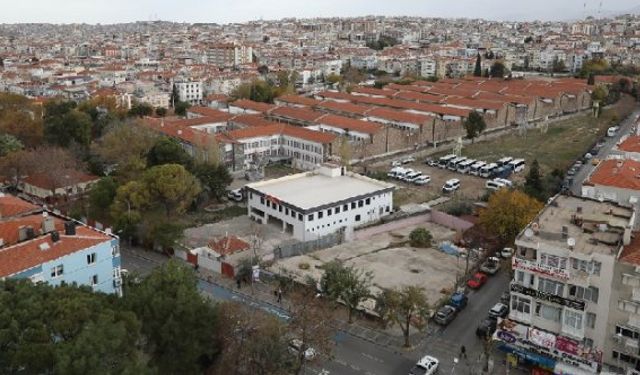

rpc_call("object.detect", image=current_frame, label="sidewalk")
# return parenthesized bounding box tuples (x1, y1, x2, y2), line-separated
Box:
(195, 268, 432, 352)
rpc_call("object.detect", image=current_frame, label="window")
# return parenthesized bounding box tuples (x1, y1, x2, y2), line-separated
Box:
(563, 309, 584, 331)
(535, 302, 561, 322)
(616, 325, 640, 340)
(91, 275, 99, 286)
(308, 214, 314, 221)
(358, 200, 364, 208)
(583, 338, 593, 348)
(365, 198, 371, 205)
(318, 212, 324, 219)
(51, 264, 64, 278)
(343, 204, 348, 211)
(327, 209, 332, 216)
(87, 253, 96, 265)
(260, 197, 265, 205)
(538, 278, 564, 296)
(278, 205, 283, 212)
(266, 200, 271, 208)
(355, 215, 361, 222)
(298, 213, 303, 221)
(540, 253, 567, 269)
(568, 285, 599, 303)
(512, 295, 532, 314)
(285, 208, 289, 215)
(515, 270, 534, 286)
(290, 210, 296, 218)
(111, 245, 120, 257)
(351, 202, 356, 209)
(571, 258, 601, 275)
(586, 312, 596, 329)
(335, 207, 341, 214)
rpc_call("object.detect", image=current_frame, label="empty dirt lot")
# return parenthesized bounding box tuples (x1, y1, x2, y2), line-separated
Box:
(271, 221, 465, 306)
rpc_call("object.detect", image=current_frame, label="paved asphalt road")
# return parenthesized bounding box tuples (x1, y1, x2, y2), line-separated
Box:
(570, 109, 640, 195)
(121, 247, 518, 375)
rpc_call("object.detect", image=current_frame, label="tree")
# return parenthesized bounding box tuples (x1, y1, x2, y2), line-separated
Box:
(142, 164, 201, 216)
(592, 85, 609, 103)
(147, 137, 193, 169)
(552, 57, 566, 73)
(170, 84, 179, 108)
(524, 159, 544, 201)
(88, 176, 119, 221)
(124, 261, 220, 374)
(478, 189, 543, 245)
(174, 101, 190, 116)
(338, 135, 352, 167)
(44, 108, 92, 148)
(288, 288, 335, 375)
(155, 107, 167, 117)
(489, 61, 507, 78)
(92, 122, 157, 182)
(409, 227, 433, 248)
(587, 73, 595, 85)
(192, 163, 232, 201)
(376, 286, 430, 347)
(0, 133, 23, 156)
(463, 111, 487, 143)
(320, 261, 373, 323)
(474, 53, 482, 77)
(579, 58, 609, 79)
(128, 103, 153, 118)
(230, 80, 275, 103)
(325, 73, 342, 86)
(111, 179, 152, 238)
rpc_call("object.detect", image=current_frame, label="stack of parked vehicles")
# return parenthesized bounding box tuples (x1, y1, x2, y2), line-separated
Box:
(435, 154, 525, 179)
(387, 166, 431, 186)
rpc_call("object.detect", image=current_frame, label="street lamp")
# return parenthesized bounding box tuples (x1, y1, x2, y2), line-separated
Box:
(450, 357, 459, 375)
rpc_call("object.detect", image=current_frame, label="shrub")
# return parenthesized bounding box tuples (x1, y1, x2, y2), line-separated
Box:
(409, 228, 433, 248)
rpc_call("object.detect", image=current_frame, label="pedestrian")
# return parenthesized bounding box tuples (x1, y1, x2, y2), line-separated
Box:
(277, 288, 283, 303)
(460, 345, 467, 359)
(236, 278, 241, 289)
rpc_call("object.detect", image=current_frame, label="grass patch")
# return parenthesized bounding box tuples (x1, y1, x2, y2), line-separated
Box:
(182, 205, 246, 227)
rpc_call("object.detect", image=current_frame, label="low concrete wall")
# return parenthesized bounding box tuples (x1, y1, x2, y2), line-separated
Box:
(353, 213, 432, 241)
(274, 232, 343, 259)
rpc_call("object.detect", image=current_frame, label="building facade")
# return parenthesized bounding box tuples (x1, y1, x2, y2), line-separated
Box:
(174, 80, 203, 105)
(245, 165, 394, 241)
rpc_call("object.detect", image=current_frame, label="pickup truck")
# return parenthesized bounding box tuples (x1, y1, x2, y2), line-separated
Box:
(480, 257, 501, 275)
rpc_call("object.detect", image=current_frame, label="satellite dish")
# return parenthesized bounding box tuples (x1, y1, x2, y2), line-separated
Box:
(524, 228, 534, 238)
(567, 238, 576, 248)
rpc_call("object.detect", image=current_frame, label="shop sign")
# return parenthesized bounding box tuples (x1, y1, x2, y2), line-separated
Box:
(513, 257, 570, 280)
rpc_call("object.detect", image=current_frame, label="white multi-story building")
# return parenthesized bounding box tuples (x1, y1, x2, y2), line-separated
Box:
(174, 80, 203, 105)
(497, 195, 635, 374)
(245, 165, 394, 241)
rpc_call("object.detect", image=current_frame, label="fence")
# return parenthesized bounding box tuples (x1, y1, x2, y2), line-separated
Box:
(273, 232, 343, 259)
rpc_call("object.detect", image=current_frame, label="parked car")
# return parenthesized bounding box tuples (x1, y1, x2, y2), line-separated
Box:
(403, 171, 423, 183)
(493, 178, 513, 188)
(409, 355, 439, 375)
(489, 303, 509, 320)
(391, 160, 402, 167)
(402, 156, 416, 164)
(227, 188, 244, 202)
(449, 292, 468, 310)
(584, 153, 593, 160)
(442, 178, 461, 193)
(476, 318, 497, 338)
(426, 159, 439, 167)
(500, 247, 514, 258)
(467, 272, 488, 289)
(607, 126, 619, 137)
(413, 175, 431, 185)
(288, 339, 316, 360)
(434, 305, 458, 325)
(485, 180, 506, 191)
(480, 257, 501, 275)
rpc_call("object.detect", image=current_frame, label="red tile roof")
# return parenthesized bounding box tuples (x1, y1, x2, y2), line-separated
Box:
(275, 95, 321, 107)
(365, 107, 434, 125)
(392, 90, 444, 104)
(208, 235, 249, 256)
(0, 195, 39, 218)
(315, 100, 372, 116)
(22, 170, 99, 190)
(268, 106, 326, 123)
(317, 115, 381, 134)
(187, 106, 231, 118)
(229, 114, 278, 127)
(617, 136, 640, 153)
(226, 123, 336, 144)
(587, 159, 640, 190)
(619, 231, 640, 265)
(229, 99, 276, 113)
(0, 225, 111, 278)
(0, 214, 64, 246)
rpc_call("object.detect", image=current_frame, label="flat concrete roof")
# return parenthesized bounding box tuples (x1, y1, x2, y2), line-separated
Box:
(517, 195, 633, 256)
(247, 170, 395, 211)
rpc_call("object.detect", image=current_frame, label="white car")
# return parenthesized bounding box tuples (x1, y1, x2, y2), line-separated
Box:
(442, 179, 461, 193)
(402, 156, 416, 164)
(289, 339, 316, 360)
(397, 168, 416, 181)
(391, 160, 402, 167)
(227, 189, 244, 202)
(413, 175, 431, 185)
(500, 247, 514, 258)
(485, 180, 506, 191)
(404, 171, 423, 182)
(493, 178, 513, 187)
(409, 355, 439, 375)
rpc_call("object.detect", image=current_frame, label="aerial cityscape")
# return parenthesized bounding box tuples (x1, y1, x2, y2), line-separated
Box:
(1, 1, 640, 374)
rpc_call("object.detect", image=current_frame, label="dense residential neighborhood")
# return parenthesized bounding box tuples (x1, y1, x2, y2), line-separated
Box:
(2, 3, 640, 375)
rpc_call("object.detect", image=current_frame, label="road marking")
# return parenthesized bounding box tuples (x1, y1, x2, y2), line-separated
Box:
(361, 352, 384, 364)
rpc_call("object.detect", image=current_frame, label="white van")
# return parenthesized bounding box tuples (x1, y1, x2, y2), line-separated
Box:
(457, 159, 476, 174)
(508, 158, 526, 173)
(447, 157, 467, 171)
(442, 179, 461, 193)
(469, 161, 487, 176)
(479, 163, 498, 178)
(607, 126, 619, 137)
(496, 157, 514, 168)
(438, 154, 456, 168)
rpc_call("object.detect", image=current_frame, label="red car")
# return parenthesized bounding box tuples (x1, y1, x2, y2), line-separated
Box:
(467, 272, 488, 289)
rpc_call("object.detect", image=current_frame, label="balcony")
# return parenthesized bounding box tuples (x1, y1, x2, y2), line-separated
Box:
(624, 273, 640, 288)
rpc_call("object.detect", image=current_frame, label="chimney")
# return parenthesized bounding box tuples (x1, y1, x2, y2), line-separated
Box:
(42, 214, 55, 234)
(18, 226, 28, 242)
(50, 231, 60, 242)
(561, 226, 568, 239)
(64, 221, 76, 236)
